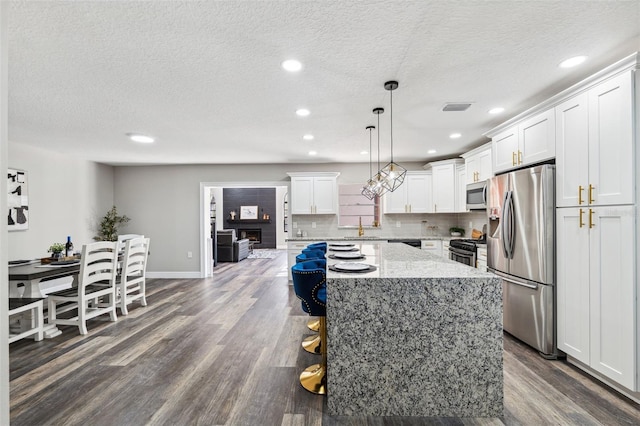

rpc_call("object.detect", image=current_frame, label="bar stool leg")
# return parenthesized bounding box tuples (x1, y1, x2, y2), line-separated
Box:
(300, 317, 327, 395)
(302, 334, 321, 354)
(307, 318, 320, 332)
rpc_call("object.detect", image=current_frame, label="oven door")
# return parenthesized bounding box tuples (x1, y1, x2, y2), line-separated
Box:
(449, 246, 476, 267)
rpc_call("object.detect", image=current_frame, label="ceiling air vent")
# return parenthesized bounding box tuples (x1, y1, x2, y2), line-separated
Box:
(442, 103, 472, 112)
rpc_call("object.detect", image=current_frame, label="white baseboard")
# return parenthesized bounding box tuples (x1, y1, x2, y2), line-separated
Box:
(146, 271, 202, 279)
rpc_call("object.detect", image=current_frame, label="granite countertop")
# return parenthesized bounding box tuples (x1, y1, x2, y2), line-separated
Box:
(286, 236, 450, 242)
(325, 240, 502, 417)
(326, 241, 495, 279)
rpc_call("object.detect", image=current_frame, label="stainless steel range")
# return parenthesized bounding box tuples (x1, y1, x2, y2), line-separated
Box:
(449, 239, 484, 267)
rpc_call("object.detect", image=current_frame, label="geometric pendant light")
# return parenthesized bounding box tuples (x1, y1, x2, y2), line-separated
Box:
(361, 125, 377, 200)
(369, 107, 388, 197)
(379, 80, 407, 192)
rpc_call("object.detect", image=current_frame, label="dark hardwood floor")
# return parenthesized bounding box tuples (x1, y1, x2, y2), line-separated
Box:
(9, 250, 640, 425)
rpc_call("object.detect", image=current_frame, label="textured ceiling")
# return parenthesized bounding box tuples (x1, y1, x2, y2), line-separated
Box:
(8, 1, 640, 166)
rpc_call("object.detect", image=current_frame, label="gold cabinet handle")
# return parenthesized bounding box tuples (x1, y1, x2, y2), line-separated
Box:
(589, 184, 595, 204)
(589, 208, 594, 229)
(578, 185, 584, 205)
(579, 208, 584, 228)
(512, 152, 517, 166)
(518, 150, 522, 164)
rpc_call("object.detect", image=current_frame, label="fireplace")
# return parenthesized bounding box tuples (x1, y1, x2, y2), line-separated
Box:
(238, 228, 261, 244)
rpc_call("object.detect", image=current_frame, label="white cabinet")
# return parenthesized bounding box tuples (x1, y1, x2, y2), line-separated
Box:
(442, 240, 451, 259)
(556, 72, 633, 208)
(476, 246, 487, 271)
(287, 172, 339, 215)
(462, 142, 492, 184)
(383, 171, 431, 214)
(557, 206, 635, 389)
(286, 240, 310, 280)
(421, 239, 442, 257)
(425, 159, 464, 213)
(455, 164, 467, 213)
(492, 109, 555, 173)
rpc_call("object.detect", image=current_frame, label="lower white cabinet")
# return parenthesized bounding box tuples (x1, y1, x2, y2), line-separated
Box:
(421, 239, 442, 257)
(476, 246, 487, 271)
(286, 241, 309, 280)
(557, 206, 636, 390)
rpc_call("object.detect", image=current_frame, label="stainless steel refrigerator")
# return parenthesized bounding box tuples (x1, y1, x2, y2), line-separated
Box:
(487, 164, 557, 358)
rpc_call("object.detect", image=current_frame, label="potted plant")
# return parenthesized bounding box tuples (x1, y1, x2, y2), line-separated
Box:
(48, 242, 66, 259)
(94, 206, 131, 241)
(449, 227, 465, 237)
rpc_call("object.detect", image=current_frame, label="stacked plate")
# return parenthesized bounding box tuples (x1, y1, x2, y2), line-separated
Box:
(329, 243, 358, 252)
(330, 251, 365, 260)
(331, 262, 371, 272)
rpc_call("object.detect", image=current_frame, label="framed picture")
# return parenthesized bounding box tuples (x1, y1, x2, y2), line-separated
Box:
(8, 168, 29, 231)
(240, 205, 258, 220)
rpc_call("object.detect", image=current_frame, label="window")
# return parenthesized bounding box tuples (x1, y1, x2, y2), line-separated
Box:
(338, 184, 380, 228)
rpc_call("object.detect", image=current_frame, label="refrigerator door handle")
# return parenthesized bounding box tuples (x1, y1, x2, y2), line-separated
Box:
(508, 190, 516, 258)
(500, 190, 510, 259)
(492, 269, 539, 290)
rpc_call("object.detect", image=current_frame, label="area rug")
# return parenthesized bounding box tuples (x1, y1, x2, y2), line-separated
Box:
(247, 249, 281, 259)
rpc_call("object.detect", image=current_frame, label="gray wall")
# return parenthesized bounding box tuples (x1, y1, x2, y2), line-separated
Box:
(113, 162, 428, 275)
(7, 143, 115, 260)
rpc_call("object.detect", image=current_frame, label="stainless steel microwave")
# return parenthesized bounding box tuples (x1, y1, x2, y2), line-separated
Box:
(466, 180, 487, 210)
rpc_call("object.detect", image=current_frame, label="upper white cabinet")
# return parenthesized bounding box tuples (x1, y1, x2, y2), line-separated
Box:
(287, 172, 339, 215)
(455, 164, 467, 213)
(556, 72, 633, 207)
(492, 109, 556, 173)
(462, 142, 492, 184)
(383, 171, 431, 214)
(425, 159, 464, 213)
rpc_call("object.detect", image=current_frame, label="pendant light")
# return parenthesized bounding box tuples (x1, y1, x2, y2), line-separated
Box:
(361, 125, 377, 200)
(369, 107, 388, 197)
(380, 80, 407, 192)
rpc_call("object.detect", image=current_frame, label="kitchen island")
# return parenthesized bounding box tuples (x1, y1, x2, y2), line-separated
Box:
(326, 241, 502, 417)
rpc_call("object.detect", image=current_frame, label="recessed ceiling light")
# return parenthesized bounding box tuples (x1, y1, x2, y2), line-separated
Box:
(489, 107, 505, 114)
(308, 151, 317, 156)
(360, 150, 368, 155)
(282, 59, 302, 72)
(449, 133, 462, 139)
(126, 133, 154, 143)
(296, 109, 310, 117)
(303, 134, 314, 140)
(427, 149, 437, 154)
(559, 55, 587, 68)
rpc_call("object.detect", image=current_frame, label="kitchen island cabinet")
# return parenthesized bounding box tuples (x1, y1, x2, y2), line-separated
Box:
(326, 242, 502, 417)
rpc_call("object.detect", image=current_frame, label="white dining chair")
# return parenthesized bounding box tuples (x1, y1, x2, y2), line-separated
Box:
(117, 237, 150, 315)
(47, 241, 119, 335)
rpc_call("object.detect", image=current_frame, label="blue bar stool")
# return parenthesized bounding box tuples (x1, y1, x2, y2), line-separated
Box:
(296, 251, 325, 353)
(306, 242, 327, 253)
(292, 259, 327, 395)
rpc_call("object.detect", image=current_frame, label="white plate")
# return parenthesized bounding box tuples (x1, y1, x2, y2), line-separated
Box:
(330, 246, 357, 251)
(333, 262, 370, 271)
(329, 242, 355, 247)
(333, 252, 363, 259)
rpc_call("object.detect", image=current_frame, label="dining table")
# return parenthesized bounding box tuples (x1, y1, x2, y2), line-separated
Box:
(9, 260, 81, 338)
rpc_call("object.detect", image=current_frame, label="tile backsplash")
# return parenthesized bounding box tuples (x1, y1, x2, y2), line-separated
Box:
(291, 211, 487, 239)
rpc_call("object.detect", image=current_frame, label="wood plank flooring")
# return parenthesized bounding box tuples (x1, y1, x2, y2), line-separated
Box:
(9, 250, 640, 425)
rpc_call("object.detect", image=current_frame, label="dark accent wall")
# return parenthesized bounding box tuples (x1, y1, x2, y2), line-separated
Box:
(222, 188, 276, 248)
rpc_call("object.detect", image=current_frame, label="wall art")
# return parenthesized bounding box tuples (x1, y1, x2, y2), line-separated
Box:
(8, 168, 28, 231)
